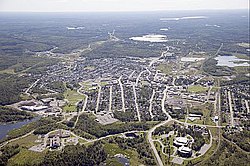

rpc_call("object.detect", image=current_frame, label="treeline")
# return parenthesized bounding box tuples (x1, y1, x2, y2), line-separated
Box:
(0, 117, 64, 143)
(113, 110, 137, 122)
(0, 106, 34, 123)
(75, 113, 156, 138)
(222, 129, 250, 152)
(84, 41, 160, 59)
(221, 75, 250, 86)
(0, 144, 20, 166)
(153, 125, 174, 136)
(198, 139, 250, 166)
(46, 81, 66, 93)
(0, 74, 34, 105)
(176, 125, 205, 151)
(153, 124, 206, 151)
(108, 134, 156, 165)
(40, 142, 107, 166)
(202, 58, 233, 76)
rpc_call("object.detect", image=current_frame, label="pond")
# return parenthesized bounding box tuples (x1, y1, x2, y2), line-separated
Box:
(214, 55, 249, 67)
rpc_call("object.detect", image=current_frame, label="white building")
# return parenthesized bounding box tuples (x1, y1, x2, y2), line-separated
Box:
(177, 146, 192, 157)
(174, 137, 189, 147)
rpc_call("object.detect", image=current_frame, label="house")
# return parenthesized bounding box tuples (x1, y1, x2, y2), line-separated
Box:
(214, 116, 219, 121)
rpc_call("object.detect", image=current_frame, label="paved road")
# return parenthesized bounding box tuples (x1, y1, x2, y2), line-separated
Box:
(118, 76, 126, 112)
(73, 94, 88, 128)
(245, 99, 250, 114)
(227, 90, 234, 127)
(25, 78, 40, 95)
(148, 120, 171, 166)
(136, 70, 145, 86)
(133, 84, 141, 121)
(0, 130, 35, 148)
(161, 86, 169, 116)
(149, 89, 155, 119)
(84, 130, 147, 144)
(128, 70, 135, 79)
(109, 86, 113, 112)
(95, 84, 102, 113)
(148, 88, 172, 166)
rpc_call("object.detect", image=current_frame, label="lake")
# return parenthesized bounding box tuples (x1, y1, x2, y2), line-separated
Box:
(0, 117, 40, 140)
(214, 55, 249, 67)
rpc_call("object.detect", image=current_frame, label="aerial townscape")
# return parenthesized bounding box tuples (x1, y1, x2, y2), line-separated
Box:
(0, 1, 249, 166)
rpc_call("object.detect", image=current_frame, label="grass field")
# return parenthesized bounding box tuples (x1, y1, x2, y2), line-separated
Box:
(63, 88, 85, 112)
(189, 103, 215, 126)
(7, 134, 39, 148)
(7, 148, 46, 166)
(154, 141, 172, 165)
(188, 85, 208, 93)
(156, 63, 176, 75)
(237, 42, 250, 48)
(104, 142, 144, 166)
(0, 68, 15, 74)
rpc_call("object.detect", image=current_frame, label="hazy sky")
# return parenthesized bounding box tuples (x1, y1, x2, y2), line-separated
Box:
(0, 0, 249, 12)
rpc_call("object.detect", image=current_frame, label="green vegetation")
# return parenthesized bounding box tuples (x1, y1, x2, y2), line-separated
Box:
(203, 58, 234, 76)
(237, 42, 250, 48)
(156, 62, 176, 75)
(189, 103, 215, 126)
(221, 75, 250, 86)
(199, 139, 250, 166)
(188, 85, 208, 93)
(222, 128, 250, 152)
(7, 148, 46, 166)
(0, 144, 20, 166)
(0, 106, 34, 123)
(63, 88, 85, 112)
(0, 117, 64, 143)
(85, 41, 161, 59)
(7, 134, 39, 148)
(75, 113, 157, 138)
(113, 110, 137, 122)
(48, 81, 66, 93)
(41, 142, 107, 166)
(107, 134, 156, 165)
(0, 74, 34, 105)
(153, 125, 174, 136)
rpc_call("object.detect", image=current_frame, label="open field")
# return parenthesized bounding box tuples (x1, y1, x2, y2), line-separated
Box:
(104, 142, 144, 166)
(188, 85, 208, 93)
(63, 88, 85, 112)
(7, 148, 46, 166)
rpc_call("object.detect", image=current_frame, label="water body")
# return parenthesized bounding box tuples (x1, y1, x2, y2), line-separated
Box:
(0, 117, 40, 140)
(215, 56, 250, 67)
(130, 34, 168, 42)
(160, 16, 207, 21)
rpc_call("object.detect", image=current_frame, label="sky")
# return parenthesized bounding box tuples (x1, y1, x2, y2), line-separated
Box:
(0, 0, 249, 12)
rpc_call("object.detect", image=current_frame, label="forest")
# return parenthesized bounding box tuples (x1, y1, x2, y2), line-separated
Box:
(0, 106, 34, 123)
(40, 142, 107, 166)
(74, 113, 157, 138)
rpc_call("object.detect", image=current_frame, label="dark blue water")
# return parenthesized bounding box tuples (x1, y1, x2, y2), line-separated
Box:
(0, 117, 39, 140)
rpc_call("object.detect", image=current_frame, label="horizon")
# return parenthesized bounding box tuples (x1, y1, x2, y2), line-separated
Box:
(0, 0, 249, 12)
